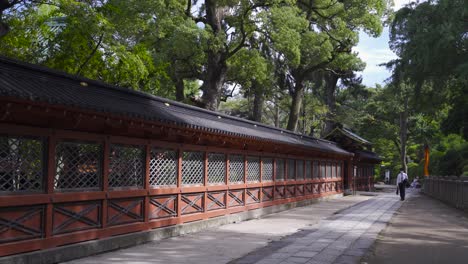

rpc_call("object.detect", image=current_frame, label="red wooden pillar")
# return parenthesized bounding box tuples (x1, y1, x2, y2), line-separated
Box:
(302, 160, 307, 181)
(144, 143, 151, 224)
(318, 160, 321, 179)
(101, 137, 110, 229)
(243, 155, 247, 205)
(349, 158, 354, 192)
(45, 133, 56, 239)
(177, 149, 183, 219)
(341, 160, 344, 192)
(226, 154, 230, 209)
(317, 160, 321, 195)
(203, 151, 208, 216)
(285, 158, 288, 182)
(259, 156, 263, 203)
(272, 158, 276, 199)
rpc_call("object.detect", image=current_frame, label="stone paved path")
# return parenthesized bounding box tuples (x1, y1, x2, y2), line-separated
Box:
(362, 190, 468, 264)
(65, 191, 407, 264)
(232, 192, 407, 264)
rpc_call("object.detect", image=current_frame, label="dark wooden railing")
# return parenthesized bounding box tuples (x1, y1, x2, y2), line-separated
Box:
(423, 176, 468, 210)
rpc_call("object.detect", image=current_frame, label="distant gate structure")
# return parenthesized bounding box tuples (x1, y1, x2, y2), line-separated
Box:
(0, 57, 353, 258)
(325, 127, 382, 192)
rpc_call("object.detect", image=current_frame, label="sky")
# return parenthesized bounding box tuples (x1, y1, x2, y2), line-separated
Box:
(355, 0, 415, 87)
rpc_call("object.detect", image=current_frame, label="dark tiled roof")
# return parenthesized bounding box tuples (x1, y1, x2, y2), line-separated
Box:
(342, 128, 371, 145)
(325, 127, 372, 146)
(355, 150, 381, 163)
(0, 56, 351, 156)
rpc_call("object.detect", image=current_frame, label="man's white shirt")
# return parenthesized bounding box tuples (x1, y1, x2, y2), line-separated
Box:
(396, 172, 408, 186)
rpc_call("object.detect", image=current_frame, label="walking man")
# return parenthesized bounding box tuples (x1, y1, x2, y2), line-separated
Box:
(396, 168, 408, 201)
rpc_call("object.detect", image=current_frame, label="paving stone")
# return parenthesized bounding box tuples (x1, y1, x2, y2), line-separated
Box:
(277, 246, 305, 253)
(284, 256, 311, 263)
(334, 255, 361, 264)
(311, 252, 339, 262)
(255, 258, 283, 264)
(267, 252, 293, 259)
(352, 239, 375, 249)
(343, 248, 368, 257)
(306, 242, 329, 251)
(316, 238, 335, 243)
(292, 251, 319, 258)
(327, 243, 349, 250)
(293, 238, 315, 245)
(320, 248, 344, 257)
(304, 260, 328, 264)
(322, 233, 342, 240)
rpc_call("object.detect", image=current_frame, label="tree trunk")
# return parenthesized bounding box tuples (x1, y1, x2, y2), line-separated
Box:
(399, 95, 409, 172)
(274, 100, 280, 128)
(174, 78, 185, 102)
(0, 20, 7, 38)
(287, 77, 305, 131)
(322, 73, 339, 136)
(0, 0, 16, 38)
(251, 82, 264, 122)
(200, 0, 228, 111)
(309, 125, 315, 136)
(200, 59, 227, 110)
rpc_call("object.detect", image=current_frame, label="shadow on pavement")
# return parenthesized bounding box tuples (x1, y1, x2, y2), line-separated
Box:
(363, 192, 468, 264)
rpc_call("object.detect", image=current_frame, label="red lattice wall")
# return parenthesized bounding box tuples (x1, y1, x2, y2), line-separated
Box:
(0, 123, 345, 257)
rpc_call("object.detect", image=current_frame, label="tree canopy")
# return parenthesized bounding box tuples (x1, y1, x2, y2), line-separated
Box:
(1, 0, 466, 177)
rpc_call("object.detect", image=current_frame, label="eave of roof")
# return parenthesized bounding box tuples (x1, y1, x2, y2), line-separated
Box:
(0, 56, 352, 156)
(325, 127, 372, 146)
(355, 150, 382, 163)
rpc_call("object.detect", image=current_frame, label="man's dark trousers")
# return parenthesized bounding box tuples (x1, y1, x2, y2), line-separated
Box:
(398, 183, 406, 200)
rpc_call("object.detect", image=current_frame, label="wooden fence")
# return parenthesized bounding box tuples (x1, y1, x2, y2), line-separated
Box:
(423, 176, 468, 210)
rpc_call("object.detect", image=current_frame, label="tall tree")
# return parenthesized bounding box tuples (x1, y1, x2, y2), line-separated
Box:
(264, 0, 389, 131)
(383, 0, 468, 170)
(388, 0, 467, 139)
(227, 36, 275, 122)
(188, 0, 275, 110)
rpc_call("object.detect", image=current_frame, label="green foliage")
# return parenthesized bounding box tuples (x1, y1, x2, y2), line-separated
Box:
(219, 96, 250, 119)
(429, 134, 468, 176)
(227, 49, 270, 88)
(0, 0, 165, 93)
(265, 6, 308, 67)
(388, 0, 467, 139)
(390, 0, 467, 83)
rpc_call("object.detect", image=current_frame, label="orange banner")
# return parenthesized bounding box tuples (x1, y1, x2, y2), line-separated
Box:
(424, 144, 430, 177)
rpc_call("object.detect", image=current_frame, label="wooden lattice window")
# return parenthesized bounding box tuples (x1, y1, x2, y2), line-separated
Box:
(337, 162, 342, 178)
(208, 153, 226, 184)
(320, 161, 326, 179)
(262, 158, 273, 182)
(182, 151, 204, 185)
(150, 148, 178, 187)
(296, 160, 304, 180)
(109, 144, 145, 189)
(55, 141, 102, 191)
(313, 161, 319, 179)
(331, 162, 337, 178)
(287, 159, 295, 180)
(276, 159, 285, 181)
(229, 155, 244, 183)
(247, 156, 260, 182)
(305, 160, 312, 179)
(0, 135, 45, 193)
